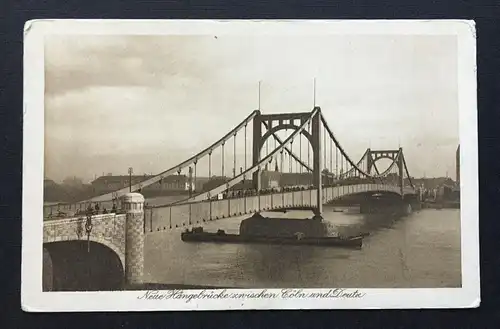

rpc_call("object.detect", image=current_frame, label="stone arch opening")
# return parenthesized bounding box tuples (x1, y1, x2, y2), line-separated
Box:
(43, 240, 124, 291)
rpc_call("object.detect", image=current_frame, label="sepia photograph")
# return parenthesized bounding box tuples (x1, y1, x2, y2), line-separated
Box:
(22, 19, 479, 311)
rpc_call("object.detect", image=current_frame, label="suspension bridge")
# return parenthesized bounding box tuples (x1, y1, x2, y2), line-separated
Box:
(42, 106, 419, 291)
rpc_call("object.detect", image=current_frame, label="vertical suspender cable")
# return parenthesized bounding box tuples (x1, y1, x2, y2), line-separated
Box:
(244, 124, 247, 171)
(233, 132, 237, 177)
(194, 160, 197, 194)
(329, 134, 333, 176)
(244, 124, 247, 212)
(346, 156, 349, 178)
(189, 166, 192, 226)
(280, 150, 284, 172)
(169, 206, 172, 229)
(299, 133, 302, 174)
(336, 145, 338, 179)
(291, 140, 295, 204)
(281, 149, 284, 205)
(222, 142, 225, 177)
(275, 138, 278, 170)
(265, 137, 269, 170)
(323, 125, 327, 171)
(208, 151, 212, 178)
(307, 121, 311, 170)
(340, 152, 343, 179)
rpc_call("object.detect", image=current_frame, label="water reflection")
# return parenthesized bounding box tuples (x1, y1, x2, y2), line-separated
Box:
(143, 206, 461, 288)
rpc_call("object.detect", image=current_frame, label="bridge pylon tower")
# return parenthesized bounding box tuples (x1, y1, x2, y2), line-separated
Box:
(398, 147, 404, 197)
(366, 148, 406, 198)
(252, 107, 323, 218)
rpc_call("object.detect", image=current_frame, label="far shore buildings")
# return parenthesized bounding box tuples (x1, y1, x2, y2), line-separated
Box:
(91, 174, 190, 194)
(54, 146, 464, 202)
(44, 178, 58, 188)
(90, 173, 212, 195)
(90, 170, 328, 196)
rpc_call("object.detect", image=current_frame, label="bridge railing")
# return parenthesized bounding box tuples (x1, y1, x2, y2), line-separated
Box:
(42, 178, 416, 220)
(44, 183, 415, 229)
(144, 189, 319, 232)
(143, 183, 414, 232)
(43, 199, 123, 220)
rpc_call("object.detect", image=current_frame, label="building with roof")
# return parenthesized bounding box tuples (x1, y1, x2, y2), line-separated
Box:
(261, 170, 281, 189)
(279, 172, 313, 187)
(90, 174, 189, 195)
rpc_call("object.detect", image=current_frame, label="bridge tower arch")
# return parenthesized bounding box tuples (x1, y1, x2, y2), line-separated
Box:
(252, 107, 323, 217)
(367, 148, 405, 197)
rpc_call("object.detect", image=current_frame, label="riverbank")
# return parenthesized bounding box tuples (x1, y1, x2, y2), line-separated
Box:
(422, 201, 460, 209)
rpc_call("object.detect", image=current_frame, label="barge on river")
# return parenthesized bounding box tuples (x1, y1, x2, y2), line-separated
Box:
(181, 227, 363, 249)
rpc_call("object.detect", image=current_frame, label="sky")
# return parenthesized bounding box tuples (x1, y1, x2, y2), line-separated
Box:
(44, 34, 459, 183)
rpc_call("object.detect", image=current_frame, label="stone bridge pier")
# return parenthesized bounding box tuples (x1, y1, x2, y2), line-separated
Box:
(43, 193, 145, 291)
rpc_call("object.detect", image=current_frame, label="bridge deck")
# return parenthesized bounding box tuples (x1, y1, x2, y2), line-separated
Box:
(44, 183, 415, 219)
(145, 183, 415, 232)
(42, 183, 416, 256)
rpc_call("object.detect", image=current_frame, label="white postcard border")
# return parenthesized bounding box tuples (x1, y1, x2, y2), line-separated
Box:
(22, 19, 479, 311)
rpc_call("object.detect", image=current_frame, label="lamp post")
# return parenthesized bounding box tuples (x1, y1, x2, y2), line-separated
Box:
(128, 167, 133, 192)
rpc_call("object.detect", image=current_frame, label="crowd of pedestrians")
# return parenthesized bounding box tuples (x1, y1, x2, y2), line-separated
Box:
(211, 178, 379, 201)
(73, 203, 119, 216)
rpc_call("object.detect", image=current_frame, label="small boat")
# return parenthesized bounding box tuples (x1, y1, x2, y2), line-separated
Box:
(181, 227, 363, 248)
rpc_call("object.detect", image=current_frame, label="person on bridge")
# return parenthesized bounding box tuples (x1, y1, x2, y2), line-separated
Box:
(111, 204, 117, 213)
(94, 203, 100, 214)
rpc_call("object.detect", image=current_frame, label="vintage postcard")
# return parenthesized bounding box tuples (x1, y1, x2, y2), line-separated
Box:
(22, 19, 479, 311)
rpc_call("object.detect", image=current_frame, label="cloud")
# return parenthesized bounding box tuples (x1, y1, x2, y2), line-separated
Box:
(44, 35, 219, 96)
(43, 34, 459, 182)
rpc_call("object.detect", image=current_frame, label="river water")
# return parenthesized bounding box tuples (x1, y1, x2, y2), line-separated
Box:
(142, 196, 461, 288)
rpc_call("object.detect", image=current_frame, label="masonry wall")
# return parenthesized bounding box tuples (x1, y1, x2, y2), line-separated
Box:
(43, 213, 127, 267)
